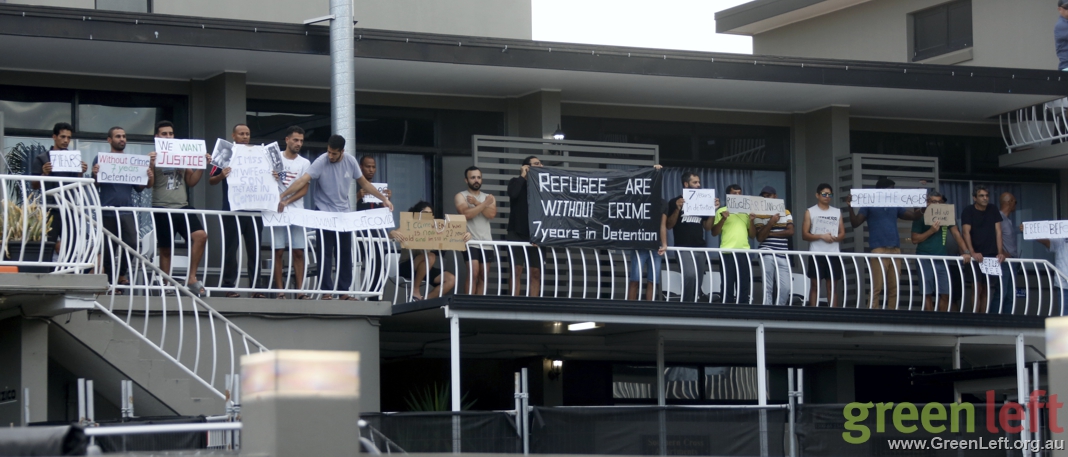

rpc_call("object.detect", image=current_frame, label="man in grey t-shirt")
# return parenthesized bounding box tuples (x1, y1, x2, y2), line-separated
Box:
(998, 192, 1020, 314)
(280, 135, 392, 300)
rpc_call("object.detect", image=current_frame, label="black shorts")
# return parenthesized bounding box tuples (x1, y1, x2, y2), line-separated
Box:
(463, 246, 498, 264)
(806, 255, 844, 280)
(153, 207, 205, 247)
(398, 259, 442, 285)
(505, 231, 542, 267)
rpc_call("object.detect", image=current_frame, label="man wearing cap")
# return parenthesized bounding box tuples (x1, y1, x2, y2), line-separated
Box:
(753, 186, 793, 306)
(848, 178, 921, 310)
(1057, 0, 1068, 71)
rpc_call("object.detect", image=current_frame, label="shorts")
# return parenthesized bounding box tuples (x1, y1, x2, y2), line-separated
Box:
(506, 231, 542, 267)
(463, 246, 498, 264)
(629, 249, 662, 284)
(268, 225, 308, 250)
(918, 258, 950, 296)
(153, 207, 204, 247)
(399, 259, 442, 285)
(806, 255, 844, 280)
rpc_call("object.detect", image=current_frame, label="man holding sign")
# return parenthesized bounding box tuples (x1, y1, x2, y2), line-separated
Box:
(911, 191, 968, 312)
(151, 121, 211, 296)
(356, 155, 390, 291)
(753, 186, 794, 306)
(30, 122, 88, 256)
(280, 134, 393, 300)
(712, 184, 757, 304)
(92, 127, 154, 292)
(848, 178, 921, 310)
(1032, 231, 1068, 316)
(666, 172, 715, 300)
(961, 186, 1005, 313)
(269, 127, 312, 299)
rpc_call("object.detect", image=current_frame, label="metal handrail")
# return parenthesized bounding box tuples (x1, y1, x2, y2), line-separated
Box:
(1000, 98, 1068, 152)
(0, 175, 102, 272)
(84, 421, 242, 436)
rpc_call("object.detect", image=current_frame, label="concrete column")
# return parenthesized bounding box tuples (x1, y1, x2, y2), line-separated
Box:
(791, 106, 851, 247)
(201, 72, 247, 211)
(188, 79, 209, 210)
(517, 90, 562, 139)
(0, 318, 48, 425)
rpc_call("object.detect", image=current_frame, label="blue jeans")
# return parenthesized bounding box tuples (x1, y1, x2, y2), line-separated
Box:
(995, 263, 1018, 314)
(629, 250, 661, 284)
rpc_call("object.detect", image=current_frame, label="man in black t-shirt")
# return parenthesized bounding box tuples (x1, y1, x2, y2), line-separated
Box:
(507, 156, 543, 297)
(961, 185, 1004, 313)
(29, 122, 88, 254)
(666, 172, 715, 300)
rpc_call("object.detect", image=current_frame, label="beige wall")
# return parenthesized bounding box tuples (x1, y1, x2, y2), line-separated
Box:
(753, 0, 1057, 70)
(5, 0, 93, 7)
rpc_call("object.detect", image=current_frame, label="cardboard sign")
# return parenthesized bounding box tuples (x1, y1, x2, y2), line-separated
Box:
(393, 212, 468, 251)
(810, 212, 840, 236)
(261, 207, 395, 232)
(850, 189, 928, 208)
(154, 138, 208, 169)
(979, 257, 1002, 276)
(1023, 220, 1068, 240)
(210, 138, 234, 169)
(227, 145, 280, 212)
(681, 189, 716, 217)
(363, 183, 389, 204)
(49, 150, 82, 172)
(724, 195, 787, 216)
(923, 204, 956, 226)
(96, 153, 150, 185)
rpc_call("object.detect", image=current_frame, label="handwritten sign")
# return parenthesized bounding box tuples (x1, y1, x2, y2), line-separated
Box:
(261, 207, 395, 232)
(154, 138, 207, 169)
(681, 189, 716, 216)
(850, 189, 928, 208)
(1023, 220, 1068, 240)
(49, 150, 82, 173)
(96, 153, 150, 185)
(227, 145, 280, 212)
(724, 195, 787, 216)
(210, 138, 234, 169)
(923, 204, 956, 226)
(979, 257, 1002, 276)
(393, 212, 468, 251)
(810, 212, 840, 236)
(363, 183, 389, 204)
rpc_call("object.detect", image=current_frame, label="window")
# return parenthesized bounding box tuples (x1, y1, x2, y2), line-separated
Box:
(911, 0, 972, 62)
(96, 0, 151, 13)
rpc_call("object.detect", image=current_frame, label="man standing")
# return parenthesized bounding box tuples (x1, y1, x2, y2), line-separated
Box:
(454, 166, 496, 295)
(712, 184, 756, 304)
(666, 172, 715, 300)
(92, 127, 153, 292)
(753, 186, 793, 306)
(848, 178, 920, 310)
(1057, 0, 1068, 71)
(30, 122, 88, 252)
(1033, 236, 1068, 316)
(961, 185, 1004, 313)
(910, 191, 970, 312)
(507, 156, 543, 297)
(150, 120, 210, 296)
(355, 155, 390, 290)
(998, 192, 1021, 313)
(270, 127, 312, 299)
(280, 134, 392, 300)
(209, 124, 267, 298)
(802, 184, 845, 307)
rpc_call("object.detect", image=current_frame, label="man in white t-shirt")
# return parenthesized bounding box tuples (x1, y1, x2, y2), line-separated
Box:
(1035, 237, 1068, 316)
(271, 126, 312, 299)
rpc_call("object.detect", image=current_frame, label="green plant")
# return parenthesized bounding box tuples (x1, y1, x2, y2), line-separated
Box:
(3, 142, 46, 203)
(3, 200, 52, 245)
(403, 383, 476, 411)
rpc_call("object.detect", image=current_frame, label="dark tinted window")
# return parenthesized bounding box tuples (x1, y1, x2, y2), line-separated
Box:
(912, 0, 972, 61)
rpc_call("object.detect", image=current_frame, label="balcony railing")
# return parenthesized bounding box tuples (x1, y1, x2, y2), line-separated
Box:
(1000, 97, 1068, 152)
(0, 175, 102, 273)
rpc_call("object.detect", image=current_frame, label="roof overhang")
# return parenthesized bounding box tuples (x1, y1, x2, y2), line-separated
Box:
(999, 141, 1068, 168)
(0, 4, 1064, 123)
(715, 0, 873, 36)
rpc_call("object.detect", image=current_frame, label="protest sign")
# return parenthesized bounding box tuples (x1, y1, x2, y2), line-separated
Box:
(979, 257, 1002, 276)
(96, 153, 150, 185)
(1023, 220, 1068, 240)
(393, 212, 467, 251)
(724, 195, 787, 216)
(210, 138, 234, 169)
(363, 183, 389, 204)
(227, 145, 280, 212)
(49, 150, 82, 172)
(527, 167, 664, 250)
(850, 188, 928, 208)
(264, 142, 284, 177)
(261, 207, 395, 232)
(810, 212, 841, 235)
(154, 138, 207, 169)
(923, 204, 956, 226)
(681, 189, 716, 216)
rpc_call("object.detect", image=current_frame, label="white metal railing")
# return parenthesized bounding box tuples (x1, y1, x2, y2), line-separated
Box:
(0, 175, 102, 273)
(98, 206, 393, 299)
(1000, 97, 1068, 152)
(97, 227, 269, 398)
(399, 240, 1068, 317)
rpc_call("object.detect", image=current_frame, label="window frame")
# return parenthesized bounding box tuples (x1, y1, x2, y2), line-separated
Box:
(909, 0, 973, 62)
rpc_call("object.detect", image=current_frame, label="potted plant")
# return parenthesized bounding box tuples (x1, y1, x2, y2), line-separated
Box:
(3, 199, 55, 272)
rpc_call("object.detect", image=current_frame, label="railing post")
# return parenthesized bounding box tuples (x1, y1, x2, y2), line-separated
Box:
(1017, 333, 1031, 457)
(757, 324, 768, 457)
(657, 334, 666, 456)
(451, 314, 461, 454)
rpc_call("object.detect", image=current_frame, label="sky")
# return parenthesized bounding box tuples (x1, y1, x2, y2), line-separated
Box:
(531, 0, 755, 54)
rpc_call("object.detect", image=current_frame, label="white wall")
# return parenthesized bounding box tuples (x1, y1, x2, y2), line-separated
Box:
(4, 0, 94, 8)
(753, 0, 1057, 70)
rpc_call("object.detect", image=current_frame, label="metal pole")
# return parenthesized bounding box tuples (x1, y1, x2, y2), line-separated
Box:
(514, 372, 522, 437)
(1017, 333, 1031, 457)
(788, 369, 796, 457)
(450, 315, 461, 454)
(953, 338, 962, 403)
(120, 381, 127, 419)
(23, 388, 29, 425)
(757, 325, 769, 457)
(657, 335, 666, 456)
(125, 380, 134, 418)
(521, 367, 529, 455)
(77, 378, 86, 424)
(86, 380, 94, 424)
(329, 0, 358, 207)
(1033, 362, 1042, 451)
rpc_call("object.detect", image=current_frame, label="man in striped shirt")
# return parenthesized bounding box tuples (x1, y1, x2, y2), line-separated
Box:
(753, 186, 794, 305)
